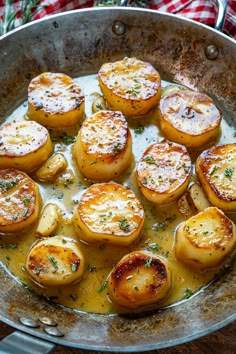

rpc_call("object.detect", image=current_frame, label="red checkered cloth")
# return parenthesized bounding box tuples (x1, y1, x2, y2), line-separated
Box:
(0, 0, 235, 38)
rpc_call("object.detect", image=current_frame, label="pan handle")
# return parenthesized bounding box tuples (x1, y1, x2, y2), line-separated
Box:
(0, 330, 55, 354)
(214, 0, 227, 31)
(120, 0, 227, 33)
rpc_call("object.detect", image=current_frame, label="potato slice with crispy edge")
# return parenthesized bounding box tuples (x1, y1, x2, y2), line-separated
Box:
(0, 168, 41, 234)
(136, 140, 192, 205)
(73, 182, 145, 246)
(98, 57, 161, 117)
(107, 251, 172, 310)
(196, 144, 236, 211)
(27, 72, 85, 128)
(157, 86, 222, 148)
(175, 207, 236, 271)
(26, 235, 85, 287)
(0, 120, 53, 173)
(73, 110, 132, 182)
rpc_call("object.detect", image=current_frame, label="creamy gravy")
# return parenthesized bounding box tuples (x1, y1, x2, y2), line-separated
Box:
(0, 74, 235, 314)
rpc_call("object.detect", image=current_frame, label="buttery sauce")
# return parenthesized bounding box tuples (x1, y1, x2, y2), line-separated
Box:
(0, 74, 235, 314)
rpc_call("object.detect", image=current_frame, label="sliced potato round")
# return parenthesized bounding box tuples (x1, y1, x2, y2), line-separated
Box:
(196, 144, 236, 211)
(26, 235, 85, 287)
(136, 140, 192, 205)
(107, 251, 172, 310)
(175, 207, 236, 271)
(73, 110, 132, 182)
(157, 86, 222, 148)
(27, 72, 85, 128)
(0, 168, 41, 234)
(0, 120, 53, 173)
(73, 182, 145, 246)
(98, 57, 161, 117)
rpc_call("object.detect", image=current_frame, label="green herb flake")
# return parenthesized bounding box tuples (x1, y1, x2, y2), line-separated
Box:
(134, 125, 144, 134)
(46, 254, 58, 270)
(145, 258, 152, 268)
(62, 135, 76, 145)
(22, 208, 29, 217)
(89, 160, 97, 165)
(118, 217, 131, 233)
(202, 231, 209, 235)
(209, 166, 216, 176)
(36, 268, 41, 276)
(23, 198, 31, 205)
(224, 167, 233, 179)
(184, 288, 193, 299)
(9, 244, 18, 250)
(98, 280, 108, 293)
(12, 213, 18, 220)
(143, 156, 156, 164)
(148, 242, 159, 252)
(71, 263, 77, 272)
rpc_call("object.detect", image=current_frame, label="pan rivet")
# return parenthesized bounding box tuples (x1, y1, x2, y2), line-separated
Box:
(205, 45, 219, 60)
(39, 316, 58, 326)
(112, 21, 126, 36)
(19, 317, 40, 328)
(44, 327, 64, 337)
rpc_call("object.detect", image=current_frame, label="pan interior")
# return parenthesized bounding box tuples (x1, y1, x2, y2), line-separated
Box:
(0, 8, 235, 351)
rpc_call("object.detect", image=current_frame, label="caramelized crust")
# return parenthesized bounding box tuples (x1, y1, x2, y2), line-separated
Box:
(26, 235, 85, 287)
(136, 140, 192, 204)
(158, 86, 222, 148)
(107, 251, 172, 309)
(98, 57, 161, 117)
(73, 182, 145, 246)
(0, 168, 41, 233)
(175, 207, 236, 271)
(73, 110, 132, 182)
(196, 144, 236, 211)
(28, 72, 85, 127)
(0, 120, 53, 172)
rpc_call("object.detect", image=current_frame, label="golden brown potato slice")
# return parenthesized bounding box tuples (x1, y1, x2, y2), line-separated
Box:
(27, 72, 85, 128)
(73, 110, 132, 182)
(26, 235, 85, 287)
(196, 144, 236, 211)
(157, 86, 222, 148)
(136, 140, 192, 205)
(107, 251, 172, 310)
(0, 169, 41, 234)
(73, 182, 144, 246)
(0, 120, 53, 173)
(98, 57, 161, 117)
(175, 207, 236, 271)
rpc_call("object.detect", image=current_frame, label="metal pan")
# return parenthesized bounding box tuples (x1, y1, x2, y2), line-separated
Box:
(0, 1, 235, 352)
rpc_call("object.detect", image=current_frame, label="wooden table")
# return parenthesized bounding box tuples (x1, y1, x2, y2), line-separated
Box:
(0, 320, 235, 353)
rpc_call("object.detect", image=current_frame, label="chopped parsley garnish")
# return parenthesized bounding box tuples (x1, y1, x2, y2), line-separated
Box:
(224, 167, 233, 179)
(144, 258, 152, 268)
(71, 263, 77, 272)
(47, 254, 58, 270)
(22, 208, 29, 217)
(0, 180, 17, 193)
(62, 135, 76, 145)
(98, 280, 108, 293)
(23, 198, 31, 205)
(89, 160, 97, 165)
(184, 288, 193, 299)
(143, 156, 156, 164)
(118, 217, 131, 232)
(134, 125, 144, 134)
(148, 242, 159, 252)
(209, 166, 216, 176)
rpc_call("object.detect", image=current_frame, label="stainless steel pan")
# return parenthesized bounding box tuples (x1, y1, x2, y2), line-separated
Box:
(0, 1, 235, 352)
